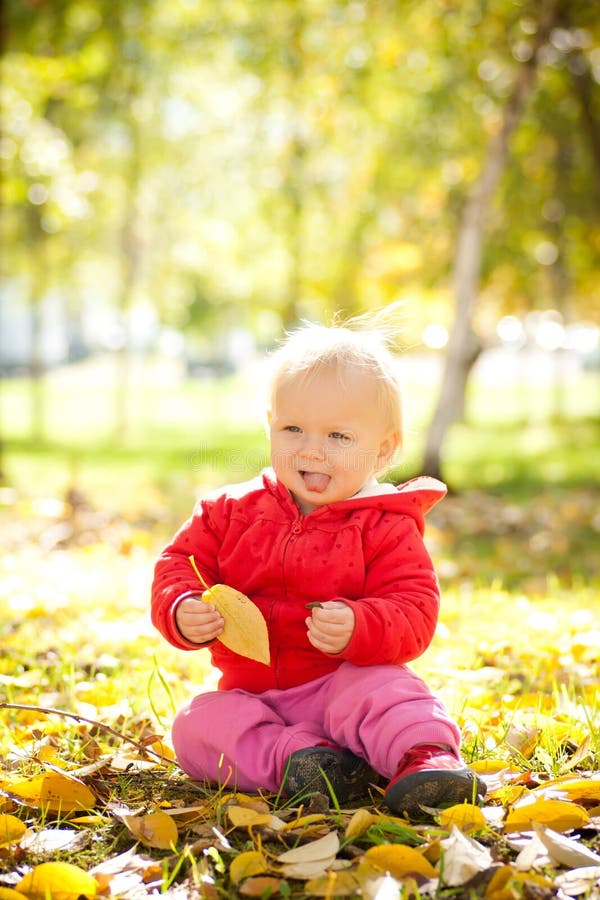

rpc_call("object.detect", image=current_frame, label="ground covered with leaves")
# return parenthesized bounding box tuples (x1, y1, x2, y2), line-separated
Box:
(0, 485, 599, 899)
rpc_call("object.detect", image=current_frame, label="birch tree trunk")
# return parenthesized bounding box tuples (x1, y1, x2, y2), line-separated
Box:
(422, 0, 562, 480)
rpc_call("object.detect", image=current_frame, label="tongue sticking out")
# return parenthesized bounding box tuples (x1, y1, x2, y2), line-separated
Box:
(302, 472, 330, 493)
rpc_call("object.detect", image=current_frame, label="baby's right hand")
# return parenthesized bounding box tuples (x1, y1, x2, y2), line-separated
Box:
(175, 595, 225, 644)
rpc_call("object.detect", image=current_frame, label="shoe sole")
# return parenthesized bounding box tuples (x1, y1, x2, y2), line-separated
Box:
(385, 769, 484, 817)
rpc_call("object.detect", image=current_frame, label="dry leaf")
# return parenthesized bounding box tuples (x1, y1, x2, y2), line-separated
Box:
(277, 830, 339, 880)
(229, 851, 269, 884)
(8, 773, 95, 813)
(344, 808, 380, 840)
(121, 811, 178, 849)
(304, 870, 360, 896)
(554, 866, 600, 896)
(239, 876, 286, 897)
(485, 864, 553, 899)
(282, 813, 328, 831)
(226, 805, 285, 831)
(532, 824, 600, 868)
(530, 775, 600, 803)
(439, 825, 492, 887)
(504, 797, 590, 833)
(20, 828, 89, 855)
(0, 813, 26, 847)
(277, 830, 339, 864)
(189, 556, 270, 664)
(17, 862, 98, 900)
(364, 844, 437, 880)
(438, 804, 487, 833)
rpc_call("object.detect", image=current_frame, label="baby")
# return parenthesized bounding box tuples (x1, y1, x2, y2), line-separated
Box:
(151, 316, 485, 816)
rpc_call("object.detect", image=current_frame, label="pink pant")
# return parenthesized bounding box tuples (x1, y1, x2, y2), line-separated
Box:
(172, 663, 461, 792)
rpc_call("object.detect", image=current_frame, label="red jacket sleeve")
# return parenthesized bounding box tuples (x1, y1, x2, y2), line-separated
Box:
(340, 516, 440, 666)
(151, 498, 224, 650)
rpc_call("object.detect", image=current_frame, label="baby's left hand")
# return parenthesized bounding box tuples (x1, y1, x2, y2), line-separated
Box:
(306, 600, 355, 655)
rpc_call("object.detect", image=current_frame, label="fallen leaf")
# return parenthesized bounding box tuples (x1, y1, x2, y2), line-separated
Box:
(554, 866, 600, 897)
(20, 828, 89, 855)
(189, 556, 270, 665)
(238, 876, 286, 897)
(8, 773, 96, 813)
(121, 811, 178, 849)
(365, 844, 437, 880)
(439, 825, 493, 886)
(226, 805, 285, 830)
(530, 775, 600, 803)
(345, 808, 380, 840)
(276, 830, 339, 880)
(504, 797, 590, 833)
(485, 864, 553, 899)
(276, 830, 339, 864)
(532, 823, 600, 868)
(17, 862, 98, 900)
(304, 870, 360, 896)
(229, 850, 269, 884)
(0, 813, 26, 847)
(438, 804, 487, 832)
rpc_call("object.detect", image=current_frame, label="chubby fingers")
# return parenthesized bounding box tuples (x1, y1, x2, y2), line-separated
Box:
(306, 600, 355, 654)
(175, 595, 225, 644)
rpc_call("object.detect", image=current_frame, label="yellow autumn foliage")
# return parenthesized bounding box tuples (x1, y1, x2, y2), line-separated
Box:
(17, 862, 98, 900)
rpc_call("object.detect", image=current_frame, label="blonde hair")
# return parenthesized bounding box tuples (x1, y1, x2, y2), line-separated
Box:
(267, 306, 403, 444)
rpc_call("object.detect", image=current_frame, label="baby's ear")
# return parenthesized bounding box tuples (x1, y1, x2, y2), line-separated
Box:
(377, 430, 401, 467)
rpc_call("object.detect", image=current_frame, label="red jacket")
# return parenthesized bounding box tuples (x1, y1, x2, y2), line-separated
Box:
(151, 469, 446, 693)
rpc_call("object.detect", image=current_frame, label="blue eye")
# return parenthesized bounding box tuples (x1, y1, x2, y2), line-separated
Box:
(284, 425, 301, 433)
(331, 432, 352, 444)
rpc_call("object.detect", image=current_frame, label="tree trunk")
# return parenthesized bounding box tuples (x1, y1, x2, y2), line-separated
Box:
(422, 0, 562, 480)
(569, 54, 600, 206)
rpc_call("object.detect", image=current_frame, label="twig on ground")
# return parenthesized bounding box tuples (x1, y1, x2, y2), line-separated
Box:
(0, 701, 176, 766)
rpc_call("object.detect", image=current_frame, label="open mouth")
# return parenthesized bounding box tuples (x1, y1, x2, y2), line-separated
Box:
(300, 471, 331, 493)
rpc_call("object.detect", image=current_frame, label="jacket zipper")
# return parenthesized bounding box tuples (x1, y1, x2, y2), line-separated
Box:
(272, 515, 303, 687)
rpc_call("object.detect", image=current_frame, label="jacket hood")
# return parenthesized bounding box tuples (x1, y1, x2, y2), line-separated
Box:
(261, 468, 446, 520)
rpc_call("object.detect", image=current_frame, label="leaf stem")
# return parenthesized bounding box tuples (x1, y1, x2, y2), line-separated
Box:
(188, 554, 210, 590)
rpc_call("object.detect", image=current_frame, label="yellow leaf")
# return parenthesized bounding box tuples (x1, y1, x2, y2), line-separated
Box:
(0, 890, 29, 900)
(0, 814, 27, 847)
(505, 798, 590, 833)
(531, 776, 600, 803)
(229, 851, 269, 885)
(305, 870, 359, 896)
(189, 556, 270, 665)
(9, 773, 95, 812)
(17, 862, 98, 900)
(122, 811, 178, 849)
(470, 759, 516, 774)
(226, 805, 285, 831)
(365, 844, 437, 880)
(148, 741, 176, 762)
(282, 813, 328, 831)
(344, 808, 380, 840)
(438, 804, 487, 833)
(485, 864, 553, 899)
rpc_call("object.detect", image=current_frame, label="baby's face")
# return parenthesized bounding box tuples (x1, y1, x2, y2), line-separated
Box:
(269, 366, 398, 514)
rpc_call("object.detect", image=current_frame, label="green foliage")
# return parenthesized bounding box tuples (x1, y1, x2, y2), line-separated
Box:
(2, 0, 599, 337)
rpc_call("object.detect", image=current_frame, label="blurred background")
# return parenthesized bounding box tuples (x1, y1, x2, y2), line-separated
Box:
(1, 0, 599, 557)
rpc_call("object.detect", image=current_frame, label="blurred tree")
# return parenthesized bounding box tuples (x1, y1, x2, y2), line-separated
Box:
(1, 0, 599, 459)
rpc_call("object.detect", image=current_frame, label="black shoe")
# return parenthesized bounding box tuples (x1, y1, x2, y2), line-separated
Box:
(281, 746, 378, 805)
